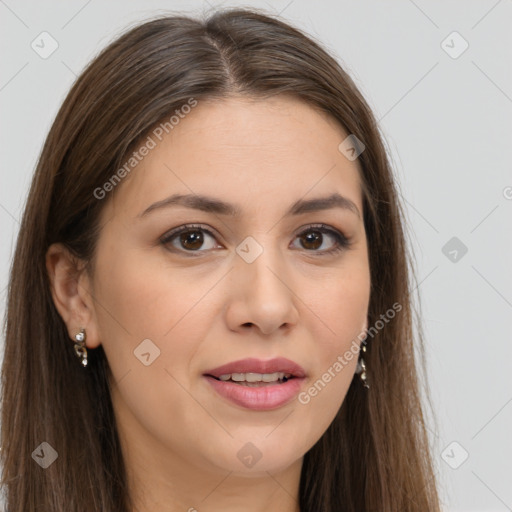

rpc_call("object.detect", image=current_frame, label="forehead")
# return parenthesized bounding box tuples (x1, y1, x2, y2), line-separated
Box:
(105, 95, 364, 220)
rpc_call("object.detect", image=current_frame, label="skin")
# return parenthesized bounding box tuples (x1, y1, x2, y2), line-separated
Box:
(46, 95, 371, 512)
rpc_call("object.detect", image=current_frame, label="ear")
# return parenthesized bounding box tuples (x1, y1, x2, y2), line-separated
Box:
(45, 243, 101, 349)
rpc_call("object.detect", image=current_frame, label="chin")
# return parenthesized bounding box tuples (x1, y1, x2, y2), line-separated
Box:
(202, 438, 303, 476)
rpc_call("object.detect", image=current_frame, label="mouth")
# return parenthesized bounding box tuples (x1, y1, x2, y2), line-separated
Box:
(202, 357, 306, 410)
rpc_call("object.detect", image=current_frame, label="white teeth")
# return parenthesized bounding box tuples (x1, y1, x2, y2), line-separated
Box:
(246, 372, 265, 382)
(218, 372, 291, 382)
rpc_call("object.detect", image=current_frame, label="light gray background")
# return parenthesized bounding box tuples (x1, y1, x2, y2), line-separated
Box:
(1, 1, 511, 511)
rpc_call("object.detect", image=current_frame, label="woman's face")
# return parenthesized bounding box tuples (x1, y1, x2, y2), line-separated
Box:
(85, 96, 370, 477)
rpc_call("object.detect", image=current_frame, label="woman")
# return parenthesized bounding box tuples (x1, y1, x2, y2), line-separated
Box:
(1, 8, 442, 511)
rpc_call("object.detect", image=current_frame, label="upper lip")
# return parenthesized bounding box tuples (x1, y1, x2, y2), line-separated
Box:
(204, 357, 306, 379)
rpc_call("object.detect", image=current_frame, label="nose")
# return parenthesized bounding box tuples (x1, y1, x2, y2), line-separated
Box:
(224, 245, 300, 336)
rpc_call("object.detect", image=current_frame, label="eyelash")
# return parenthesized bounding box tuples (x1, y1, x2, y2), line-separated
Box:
(159, 223, 351, 256)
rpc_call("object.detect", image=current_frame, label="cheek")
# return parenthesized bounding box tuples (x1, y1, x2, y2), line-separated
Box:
(303, 264, 370, 348)
(94, 247, 211, 338)
(298, 266, 369, 391)
(92, 251, 217, 445)
(92, 248, 224, 388)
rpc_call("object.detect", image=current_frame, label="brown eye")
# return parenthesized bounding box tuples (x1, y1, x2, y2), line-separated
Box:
(179, 230, 204, 250)
(161, 223, 350, 257)
(160, 225, 220, 253)
(291, 225, 350, 254)
(299, 230, 323, 250)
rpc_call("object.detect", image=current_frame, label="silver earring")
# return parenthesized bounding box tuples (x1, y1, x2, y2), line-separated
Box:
(355, 337, 369, 389)
(73, 328, 88, 367)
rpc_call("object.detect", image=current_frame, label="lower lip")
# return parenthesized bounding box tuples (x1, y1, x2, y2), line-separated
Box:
(203, 375, 304, 410)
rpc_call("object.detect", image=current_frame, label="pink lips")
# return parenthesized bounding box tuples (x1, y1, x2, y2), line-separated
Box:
(203, 357, 306, 411)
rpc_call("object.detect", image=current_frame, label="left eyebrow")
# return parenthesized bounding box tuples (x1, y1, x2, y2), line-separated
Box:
(138, 192, 361, 220)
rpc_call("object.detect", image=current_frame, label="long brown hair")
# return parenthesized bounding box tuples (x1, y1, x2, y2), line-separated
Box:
(1, 8, 442, 511)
